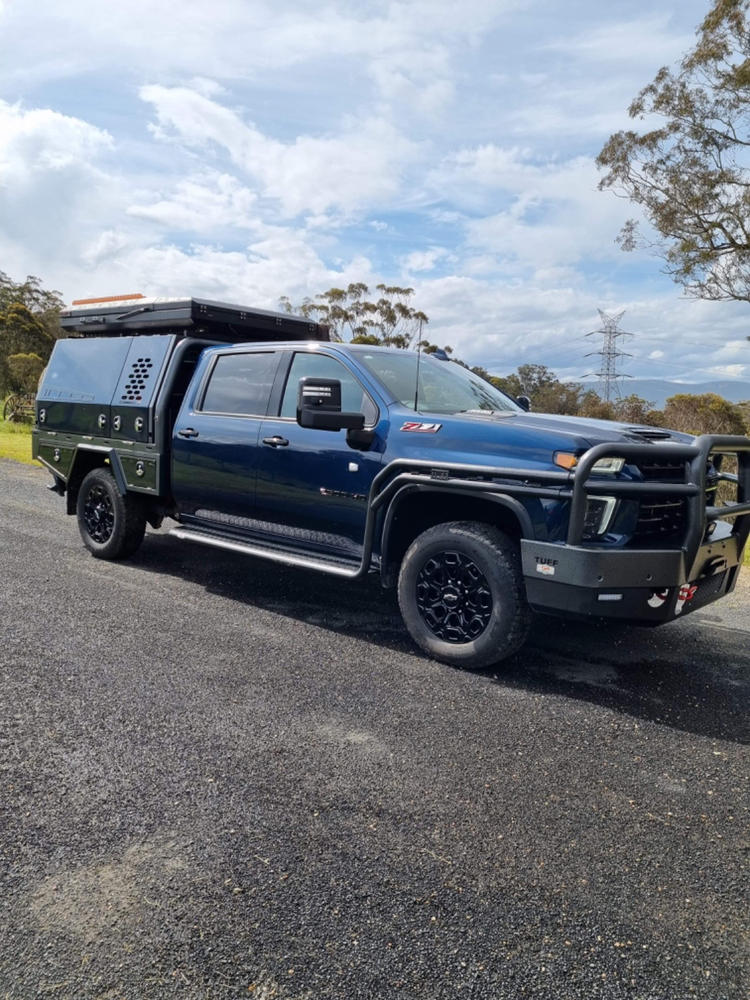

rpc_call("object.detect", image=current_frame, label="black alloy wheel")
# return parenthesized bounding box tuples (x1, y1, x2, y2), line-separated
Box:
(82, 483, 115, 544)
(76, 467, 147, 560)
(397, 521, 531, 670)
(415, 550, 493, 643)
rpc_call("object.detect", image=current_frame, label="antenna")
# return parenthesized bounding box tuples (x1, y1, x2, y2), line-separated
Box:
(413, 317, 423, 412)
(582, 309, 633, 402)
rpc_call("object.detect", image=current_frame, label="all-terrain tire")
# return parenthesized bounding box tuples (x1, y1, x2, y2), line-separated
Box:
(76, 467, 146, 560)
(397, 521, 531, 670)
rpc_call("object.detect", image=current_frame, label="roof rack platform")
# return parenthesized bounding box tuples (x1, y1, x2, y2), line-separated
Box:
(60, 296, 329, 343)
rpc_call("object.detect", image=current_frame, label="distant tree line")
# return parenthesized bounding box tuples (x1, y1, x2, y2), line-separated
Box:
(486, 362, 748, 437)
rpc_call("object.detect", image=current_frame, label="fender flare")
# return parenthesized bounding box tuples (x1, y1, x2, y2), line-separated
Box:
(65, 446, 128, 514)
(378, 483, 535, 583)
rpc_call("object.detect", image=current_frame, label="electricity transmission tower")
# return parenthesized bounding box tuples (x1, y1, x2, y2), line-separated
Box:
(584, 309, 633, 402)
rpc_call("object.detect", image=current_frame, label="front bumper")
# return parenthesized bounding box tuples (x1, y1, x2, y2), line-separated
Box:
(521, 535, 744, 623)
(522, 432, 750, 625)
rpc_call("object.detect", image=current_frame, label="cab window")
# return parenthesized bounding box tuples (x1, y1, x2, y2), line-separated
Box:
(279, 352, 378, 425)
(200, 352, 278, 416)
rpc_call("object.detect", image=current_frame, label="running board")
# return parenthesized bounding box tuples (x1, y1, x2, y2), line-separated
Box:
(169, 527, 363, 578)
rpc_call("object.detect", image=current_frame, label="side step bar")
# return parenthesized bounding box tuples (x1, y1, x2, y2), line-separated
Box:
(169, 527, 362, 578)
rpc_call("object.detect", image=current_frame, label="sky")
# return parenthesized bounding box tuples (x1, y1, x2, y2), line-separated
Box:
(0, 0, 748, 386)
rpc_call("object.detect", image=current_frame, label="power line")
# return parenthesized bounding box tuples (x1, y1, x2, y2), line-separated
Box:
(582, 309, 633, 402)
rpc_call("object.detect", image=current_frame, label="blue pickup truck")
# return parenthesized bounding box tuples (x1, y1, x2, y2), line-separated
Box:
(33, 296, 750, 669)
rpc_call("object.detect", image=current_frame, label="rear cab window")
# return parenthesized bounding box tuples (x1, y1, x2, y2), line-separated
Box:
(199, 351, 279, 416)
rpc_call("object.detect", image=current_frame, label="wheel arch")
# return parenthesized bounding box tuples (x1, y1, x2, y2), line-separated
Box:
(65, 447, 127, 515)
(379, 485, 533, 587)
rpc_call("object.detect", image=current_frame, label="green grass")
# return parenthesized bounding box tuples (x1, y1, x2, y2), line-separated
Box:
(0, 418, 34, 464)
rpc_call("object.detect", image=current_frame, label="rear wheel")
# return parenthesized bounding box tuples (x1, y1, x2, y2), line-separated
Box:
(76, 467, 146, 560)
(397, 521, 530, 669)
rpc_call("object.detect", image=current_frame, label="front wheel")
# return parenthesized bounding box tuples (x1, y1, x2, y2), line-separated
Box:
(76, 467, 146, 560)
(397, 521, 530, 670)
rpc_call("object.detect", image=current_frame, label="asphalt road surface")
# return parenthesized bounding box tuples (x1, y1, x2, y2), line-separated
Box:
(1, 459, 748, 1000)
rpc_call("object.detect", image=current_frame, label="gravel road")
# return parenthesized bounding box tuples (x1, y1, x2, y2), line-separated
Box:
(1, 459, 748, 1000)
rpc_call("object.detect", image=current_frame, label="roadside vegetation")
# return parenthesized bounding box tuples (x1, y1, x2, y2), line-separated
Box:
(0, 417, 33, 464)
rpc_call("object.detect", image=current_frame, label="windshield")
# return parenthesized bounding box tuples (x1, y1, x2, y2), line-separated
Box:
(357, 350, 520, 415)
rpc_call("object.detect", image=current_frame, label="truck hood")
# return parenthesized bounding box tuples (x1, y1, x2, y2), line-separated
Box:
(499, 411, 695, 447)
(387, 406, 695, 471)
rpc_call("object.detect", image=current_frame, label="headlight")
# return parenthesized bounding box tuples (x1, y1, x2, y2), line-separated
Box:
(591, 457, 625, 474)
(554, 452, 625, 474)
(582, 496, 618, 539)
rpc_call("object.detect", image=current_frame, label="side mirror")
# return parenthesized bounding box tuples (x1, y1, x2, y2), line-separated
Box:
(296, 377, 366, 432)
(517, 395, 531, 412)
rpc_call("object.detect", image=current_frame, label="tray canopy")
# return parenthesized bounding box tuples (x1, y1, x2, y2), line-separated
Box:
(60, 295, 329, 342)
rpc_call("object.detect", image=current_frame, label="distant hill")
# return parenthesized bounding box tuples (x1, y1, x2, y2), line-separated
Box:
(580, 379, 750, 408)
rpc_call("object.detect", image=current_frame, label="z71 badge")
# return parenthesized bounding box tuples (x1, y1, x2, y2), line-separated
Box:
(401, 421, 442, 433)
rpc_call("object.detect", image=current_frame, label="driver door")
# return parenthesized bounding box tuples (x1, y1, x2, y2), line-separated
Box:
(254, 350, 385, 557)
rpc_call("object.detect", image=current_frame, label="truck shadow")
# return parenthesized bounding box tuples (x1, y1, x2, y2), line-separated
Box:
(133, 533, 749, 745)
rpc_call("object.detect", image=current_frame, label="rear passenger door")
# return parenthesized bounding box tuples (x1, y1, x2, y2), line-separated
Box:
(171, 349, 282, 526)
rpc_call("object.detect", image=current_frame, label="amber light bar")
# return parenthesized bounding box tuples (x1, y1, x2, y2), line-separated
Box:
(70, 293, 145, 305)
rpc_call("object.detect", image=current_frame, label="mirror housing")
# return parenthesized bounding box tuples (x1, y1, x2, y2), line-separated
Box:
(297, 377, 366, 432)
(517, 395, 531, 412)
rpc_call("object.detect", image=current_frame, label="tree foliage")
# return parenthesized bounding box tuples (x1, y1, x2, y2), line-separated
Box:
(491, 364, 664, 423)
(0, 272, 63, 394)
(611, 393, 658, 424)
(662, 391, 747, 434)
(577, 390, 616, 420)
(280, 283, 428, 347)
(6, 353, 45, 393)
(597, 0, 750, 300)
(491, 364, 584, 414)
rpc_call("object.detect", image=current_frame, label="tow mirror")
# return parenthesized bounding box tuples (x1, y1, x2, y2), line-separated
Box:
(517, 395, 531, 412)
(296, 377, 366, 432)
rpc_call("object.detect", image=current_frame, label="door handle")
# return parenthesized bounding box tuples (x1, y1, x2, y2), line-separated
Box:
(178, 427, 200, 438)
(262, 435, 289, 448)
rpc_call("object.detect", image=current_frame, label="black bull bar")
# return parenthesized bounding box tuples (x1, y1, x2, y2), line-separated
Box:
(566, 434, 750, 575)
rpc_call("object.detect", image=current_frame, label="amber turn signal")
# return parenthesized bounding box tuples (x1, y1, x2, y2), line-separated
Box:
(554, 451, 579, 470)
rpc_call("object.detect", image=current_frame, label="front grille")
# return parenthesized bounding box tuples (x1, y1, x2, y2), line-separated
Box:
(628, 457, 719, 543)
(636, 459, 686, 483)
(634, 496, 686, 539)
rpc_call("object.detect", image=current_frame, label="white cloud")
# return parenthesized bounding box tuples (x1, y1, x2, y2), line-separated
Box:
(188, 77, 227, 99)
(127, 172, 258, 232)
(542, 15, 694, 65)
(139, 85, 420, 219)
(430, 145, 631, 270)
(0, 100, 117, 267)
(708, 364, 748, 379)
(0, 0, 518, 117)
(402, 248, 450, 272)
(70, 232, 378, 314)
(0, 100, 112, 178)
(81, 230, 130, 268)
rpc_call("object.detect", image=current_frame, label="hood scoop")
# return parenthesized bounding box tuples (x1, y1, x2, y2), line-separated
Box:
(625, 427, 672, 441)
